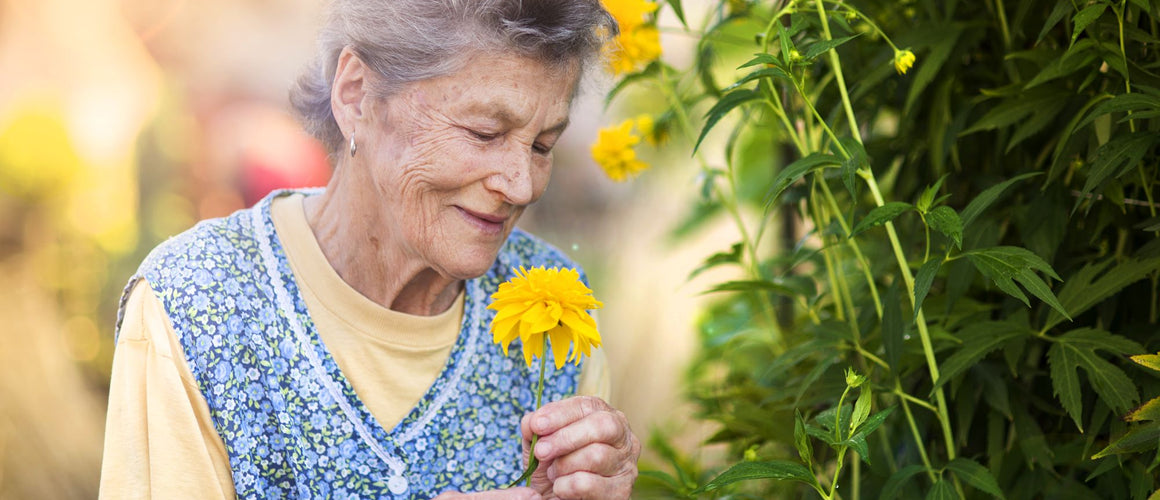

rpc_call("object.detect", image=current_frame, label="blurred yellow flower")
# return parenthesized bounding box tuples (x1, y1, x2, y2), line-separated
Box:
(894, 49, 916, 75)
(489, 266, 603, 369)
(601, 0, 657, 32)
(606, 25, 662, 75)
(591, 119, 650, 182)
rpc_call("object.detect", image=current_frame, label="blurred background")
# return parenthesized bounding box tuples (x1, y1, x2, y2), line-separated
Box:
(0, 0, 734, 497)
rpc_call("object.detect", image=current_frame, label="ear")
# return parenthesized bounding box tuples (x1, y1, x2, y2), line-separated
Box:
(331, 46, 370, 139)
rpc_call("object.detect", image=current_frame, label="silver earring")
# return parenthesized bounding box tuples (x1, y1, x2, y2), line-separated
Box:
(349, 133, 357, 158)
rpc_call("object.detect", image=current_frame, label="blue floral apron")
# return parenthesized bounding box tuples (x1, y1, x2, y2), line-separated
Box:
(116, 190, 582, 498)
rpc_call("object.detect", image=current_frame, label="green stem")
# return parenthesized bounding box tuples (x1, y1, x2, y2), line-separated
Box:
(509, 339, 549, 488)
(897, 380, 937, 481)
(817, 180, 884, 318)
(813, 0, 863, 144)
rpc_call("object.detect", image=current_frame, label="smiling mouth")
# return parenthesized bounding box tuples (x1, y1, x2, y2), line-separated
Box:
(457, 206, 509, 235)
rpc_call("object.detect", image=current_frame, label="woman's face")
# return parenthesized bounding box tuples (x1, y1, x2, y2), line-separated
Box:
(357, 52, 576, 280)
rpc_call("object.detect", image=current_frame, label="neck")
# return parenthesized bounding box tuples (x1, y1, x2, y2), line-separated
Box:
(302, 167, 462, 316)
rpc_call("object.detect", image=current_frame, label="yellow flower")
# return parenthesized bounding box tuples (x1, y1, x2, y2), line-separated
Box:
(489, 266, 603, 369)
(601, 0, 657, 32)
(605, 25, 662, 75)
(893, 49, 916, 75)
(591, 119, 649, 182)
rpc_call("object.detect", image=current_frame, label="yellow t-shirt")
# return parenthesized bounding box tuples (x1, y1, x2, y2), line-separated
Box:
(99, 193, 609, 499)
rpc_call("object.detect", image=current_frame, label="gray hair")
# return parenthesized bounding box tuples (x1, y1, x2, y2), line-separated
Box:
(290, 0, 617, 157)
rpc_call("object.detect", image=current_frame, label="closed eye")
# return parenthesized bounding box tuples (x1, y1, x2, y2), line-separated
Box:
(532, 143, 552, 155)
(469, 129, 498, 142)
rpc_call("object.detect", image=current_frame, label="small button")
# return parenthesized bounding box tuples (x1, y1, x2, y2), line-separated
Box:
(387, 475, 408, 495)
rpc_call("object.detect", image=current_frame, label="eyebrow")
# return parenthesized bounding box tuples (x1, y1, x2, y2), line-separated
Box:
(475, 103, 570, 136)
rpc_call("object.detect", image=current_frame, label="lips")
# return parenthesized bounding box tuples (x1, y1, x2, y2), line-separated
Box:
(457, 206, 509, 235)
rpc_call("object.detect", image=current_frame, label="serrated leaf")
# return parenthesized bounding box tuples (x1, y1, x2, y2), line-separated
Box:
(1127, 397, 1160, 422)
(763, 153, 842, 208)
(1091, 421, 1160, 459)
(851, 202, 913, 237)
(966, 246, 1066, 315)
(1024, 42, 1098, 89)
(917, 174, 949, 214)
(1057, 328, 1145, 356)
(1049, 342, 1085, 431)
(1071, 3, 1108, 46)
(1055, 336, 1141, 415)
(927, 478, 960, 500)
(690, 460, 817, 494)
(694, 88, 760, 152)
(1131, 353, 1160, 372)
(946, 458, 1005, 499)
(801, 34, 861, 61)
(1015, 268, 1070, 319)
(1045, 257, 1160, 330)
(914, 258, 943, 321)
(927, 206, 963, 248)
(848, 406, 895, 444)
(663, 0, 687, 28)
(960, 173, 1042, 228)
(932, 321, 1030, 394)
(963, 89, 1070, 135)
(880, 465, 927, 499)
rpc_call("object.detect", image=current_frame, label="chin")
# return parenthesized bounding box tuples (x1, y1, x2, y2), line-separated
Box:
(441, 247, 503, 280)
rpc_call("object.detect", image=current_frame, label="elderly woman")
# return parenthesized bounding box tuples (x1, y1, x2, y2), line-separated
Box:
(99, 1, 640, 498)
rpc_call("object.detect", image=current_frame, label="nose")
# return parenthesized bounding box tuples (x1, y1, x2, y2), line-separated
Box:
(485, 147, 539, 206)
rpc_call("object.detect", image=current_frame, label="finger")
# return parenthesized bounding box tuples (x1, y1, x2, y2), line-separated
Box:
(545, 443, 621, 480)
(551, 470, 636, 500)
(528, 396, 611, 436)
(534, 409, 630, 462)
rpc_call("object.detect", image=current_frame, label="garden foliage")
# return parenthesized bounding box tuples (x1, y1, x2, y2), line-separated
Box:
(610, 0, 1160, 498)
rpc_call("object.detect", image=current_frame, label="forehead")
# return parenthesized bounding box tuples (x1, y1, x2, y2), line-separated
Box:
(406, 52, 579, 124)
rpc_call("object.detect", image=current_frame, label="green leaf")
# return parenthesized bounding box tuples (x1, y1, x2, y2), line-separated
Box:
(1045, 257, 1160, 330)
(932, 321, 1030, 394)
(694, 88, 760, 152)
(1015, 268, 1069, 321)
(1038, 1, 1073, 42)
(1075, 93, 1160, 132)
(725, 66, 792, 92)
(604, 60, 662, 106)
(945, 458, 1005, 499)
(1049, 95, 1112, 184)
(1091, 421, 1160, 459)
(801, 34, 861, 61)
(917, 175, 949, 214)
(663, 0, 687, 28)
(1049, 342, 1086, 431)
(690, 460, 817, 494)
(1024, 41, 1098, 89)
(637, 470, 685, 493)
(1055, 328, 1145, 356)
(1131, 353, 1160, 372)
(777, 21, 794, 67)
(1078, 132, 1158, 205)
(927, 206, 963, 248)
(960, 173, 1042, 228)
(738, 53, 779, 69)
(1071, 3, 1108, 47)
(793, 410, 813, 465)
(763, 153, 842, 208)
(702, 279, 802, 297)
(851, 386, 872, 434)
(850, 202, 913, 237)
(914, 258, 942, 321)
(963, 89, 1070, 135)
(1127, 397, 1160, 422)
(880, 465, 927, 499)
(883, 282, 907, 372)
(848, 406, 895, 444)
(688, 243, 742, 281)
(927, 478, 960, 500)
(839, 137, 868, 197)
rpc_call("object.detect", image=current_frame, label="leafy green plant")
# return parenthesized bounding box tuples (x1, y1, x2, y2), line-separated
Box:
(604, 0, 1160, 498)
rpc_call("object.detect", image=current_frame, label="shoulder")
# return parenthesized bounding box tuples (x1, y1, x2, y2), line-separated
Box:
(496, 227, 585, 277)
(136, 207, 262, 288)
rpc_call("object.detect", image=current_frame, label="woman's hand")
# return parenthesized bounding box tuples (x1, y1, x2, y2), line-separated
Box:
(521, 396, 640, 500)
(433, 487, 541, 499)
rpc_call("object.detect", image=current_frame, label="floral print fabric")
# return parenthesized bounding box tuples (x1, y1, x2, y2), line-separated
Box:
(115, 190, 582, 498)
